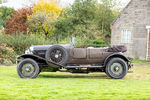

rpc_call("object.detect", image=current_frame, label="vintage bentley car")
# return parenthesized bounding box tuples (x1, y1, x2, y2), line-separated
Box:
(17, 44, 132, 79)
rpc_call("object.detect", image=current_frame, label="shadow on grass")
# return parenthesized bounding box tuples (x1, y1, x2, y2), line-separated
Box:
(38, 73, 109, 79)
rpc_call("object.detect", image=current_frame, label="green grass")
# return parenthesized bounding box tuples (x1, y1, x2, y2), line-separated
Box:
(0, 65, 150, 100)
(132, 59, 149, 63)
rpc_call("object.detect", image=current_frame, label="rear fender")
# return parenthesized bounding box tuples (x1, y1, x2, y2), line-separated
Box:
(103, 53, 130, 67)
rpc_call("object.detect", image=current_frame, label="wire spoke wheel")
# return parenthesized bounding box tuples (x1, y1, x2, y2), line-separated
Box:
(49, 49, 64, 63)
(105, 58, 128, 79)
(109, 63, 123, 76)
(45, 45, 69, 68)
(17, 58, 40, 79)
(21, 63, 35, 77)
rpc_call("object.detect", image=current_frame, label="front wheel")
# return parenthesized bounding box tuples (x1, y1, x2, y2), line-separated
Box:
(105, 58, 128, 79)
(17, 58, 39, 79)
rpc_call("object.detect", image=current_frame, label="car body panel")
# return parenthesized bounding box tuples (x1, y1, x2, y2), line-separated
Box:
(19, 45, 130, 66)
(66, 48, 113, 64)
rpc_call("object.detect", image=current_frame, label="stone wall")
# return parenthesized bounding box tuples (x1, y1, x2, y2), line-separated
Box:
(148, 34, 150, 60)
(111, 0, 150, 60)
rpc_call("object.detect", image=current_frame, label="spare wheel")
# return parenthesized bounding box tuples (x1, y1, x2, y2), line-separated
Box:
(45, 45, 69, 68)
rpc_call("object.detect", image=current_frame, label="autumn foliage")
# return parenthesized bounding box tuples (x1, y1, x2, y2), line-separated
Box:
(28, 0, 62, 38)
(32, 0, 61, 17)
(5, 8, 33, 34)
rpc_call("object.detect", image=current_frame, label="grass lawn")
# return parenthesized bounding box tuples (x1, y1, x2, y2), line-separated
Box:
(0, 64, 150, 100)
(132, 59, 149, 63)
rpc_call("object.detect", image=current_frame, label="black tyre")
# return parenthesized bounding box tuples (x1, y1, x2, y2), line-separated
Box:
(45, 45, 69, 68)
(17, 58, 39, 79)
(105, 58, 128, 79)
(38, 68, 42, 74)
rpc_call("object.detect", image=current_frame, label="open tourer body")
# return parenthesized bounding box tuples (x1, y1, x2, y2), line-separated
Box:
(17, 44, 132, 79)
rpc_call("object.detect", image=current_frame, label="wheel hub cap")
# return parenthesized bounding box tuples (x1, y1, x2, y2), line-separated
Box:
(110, 63, 123, 76)
(55, 54, 59, 58)
(114, 66, 120, 72)
(25, 67, 31, 72)
(22, 63, 35, 77)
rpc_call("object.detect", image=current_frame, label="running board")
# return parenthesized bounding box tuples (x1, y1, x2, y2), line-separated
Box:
(128, 71, 133, 73)
(65, 66, 103, 68)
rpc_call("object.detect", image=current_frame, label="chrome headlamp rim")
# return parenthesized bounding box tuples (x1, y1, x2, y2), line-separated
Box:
(25, 46, 34, 54)
(30, 46, 34, 52)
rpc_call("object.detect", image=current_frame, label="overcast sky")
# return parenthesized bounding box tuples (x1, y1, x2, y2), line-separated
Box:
(61, 0, 131, 8)
(0, 0, 131, 10)
(121, 0, 131, 6)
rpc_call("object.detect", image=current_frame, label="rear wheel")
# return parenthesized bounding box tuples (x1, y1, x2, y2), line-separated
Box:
(17, 58, 39, 79)
(105, 58, 128, 79)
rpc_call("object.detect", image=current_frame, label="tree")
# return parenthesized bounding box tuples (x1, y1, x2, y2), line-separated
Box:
(54, 0, 116, 42)
(101, 0, 121, 9)
(101, 0, 122, 17)
(4, 7, 32, 34)
(28, 0, 62, 39)
(96, 3, 115, 40)
(0, 7, 14, 28)
(28, 12, 55, 38)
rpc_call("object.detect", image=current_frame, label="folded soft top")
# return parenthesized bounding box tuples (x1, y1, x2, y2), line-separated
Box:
(107, 45, 127, 53)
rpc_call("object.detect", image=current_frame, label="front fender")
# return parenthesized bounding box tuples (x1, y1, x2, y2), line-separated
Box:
(17, 54, 46, 61)
(17, 54, 64, 67)
(104, 53, 130, 67)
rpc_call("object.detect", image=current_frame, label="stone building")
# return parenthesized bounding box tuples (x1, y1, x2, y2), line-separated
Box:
(111, 0, 150, 60)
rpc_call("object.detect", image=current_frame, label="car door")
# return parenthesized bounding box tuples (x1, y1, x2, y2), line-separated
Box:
(88, 48, 104, 59)
(72, 48, 87, 59)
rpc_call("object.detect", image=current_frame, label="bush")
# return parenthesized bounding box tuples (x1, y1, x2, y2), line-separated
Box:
(0, 32, 64, 56)
(5, 8, 32, 34)
(0, 33, 59, 64)
(0, 6, 14, 28)
(0, 33, 48, 55)
(75, 37, 108, 48)
(0, 43, 16, 65)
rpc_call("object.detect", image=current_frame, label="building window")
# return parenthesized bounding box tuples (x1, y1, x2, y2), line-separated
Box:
(0, 0, 8, 4)
(121, 29, 131, 43)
